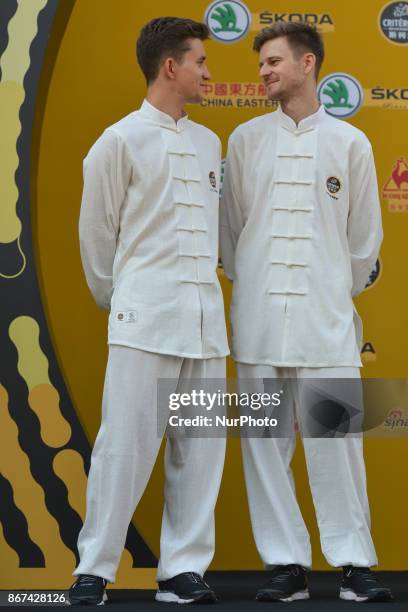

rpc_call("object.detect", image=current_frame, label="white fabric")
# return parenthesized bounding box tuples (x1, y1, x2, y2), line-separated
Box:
(220, 105, 382, 367)
(79, 100, 229, 359)
(75, 346, 226, 582)
(237, 363, 377, 568)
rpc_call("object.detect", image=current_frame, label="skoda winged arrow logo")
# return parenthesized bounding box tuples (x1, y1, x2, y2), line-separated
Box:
(322, 79, 353, 109)
(205, 0, 251, 43)
(211, 3, 242, 32)
(318, 73, 364, 118)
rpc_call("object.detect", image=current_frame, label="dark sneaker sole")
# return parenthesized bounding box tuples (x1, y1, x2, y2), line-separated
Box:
(155, 590, 217, 604)
(340, 588, 393, 602)
(256, 588, 310, 603)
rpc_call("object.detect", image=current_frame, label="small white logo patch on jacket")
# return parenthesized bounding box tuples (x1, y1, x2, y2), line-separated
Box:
(209, 171, 218, 192)
(115, 311, 138, 323)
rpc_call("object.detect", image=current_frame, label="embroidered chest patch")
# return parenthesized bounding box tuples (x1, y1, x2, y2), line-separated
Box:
(326, 176, 341, 200)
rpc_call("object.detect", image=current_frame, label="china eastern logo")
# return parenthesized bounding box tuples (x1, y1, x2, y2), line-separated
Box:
(318, 73, 364, 118)
(205, 0, 251, 43)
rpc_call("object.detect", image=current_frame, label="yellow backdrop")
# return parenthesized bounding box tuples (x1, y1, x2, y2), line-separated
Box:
(1, 0, 407, 589)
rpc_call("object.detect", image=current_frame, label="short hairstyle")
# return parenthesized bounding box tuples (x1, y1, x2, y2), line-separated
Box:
(253, 21, 324, 77)
(136, 17, 209, 84)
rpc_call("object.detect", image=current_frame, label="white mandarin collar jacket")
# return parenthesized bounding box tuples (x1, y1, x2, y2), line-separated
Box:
(220, 105, 382, 367)
(79, 99, 229, 359)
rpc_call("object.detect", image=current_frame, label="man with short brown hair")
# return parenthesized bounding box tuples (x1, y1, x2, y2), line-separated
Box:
(221, 21, 392, 603)
(253, 21, 325, 76)
(69, 17, 228, 605)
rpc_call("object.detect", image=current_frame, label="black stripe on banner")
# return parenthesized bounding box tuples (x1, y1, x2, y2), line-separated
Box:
(0, 0, 18, 81)
(0, 473, 45, 567)
(1, 0, 156, 568)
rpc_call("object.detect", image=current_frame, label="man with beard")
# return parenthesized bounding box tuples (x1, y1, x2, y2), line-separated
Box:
(221, 21, 392, 603)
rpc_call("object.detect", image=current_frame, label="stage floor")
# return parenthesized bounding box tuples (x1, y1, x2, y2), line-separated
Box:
(105, 571, 407, 610)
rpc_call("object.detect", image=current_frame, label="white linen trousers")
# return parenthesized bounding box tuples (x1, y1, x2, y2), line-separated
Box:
(74, 346, 226, 582)
(237, 363, 377, 569)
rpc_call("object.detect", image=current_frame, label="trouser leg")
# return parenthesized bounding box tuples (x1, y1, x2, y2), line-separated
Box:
(237, 363, 312, 568)
(74, 346, 182, 582)
(157, 358, 227, 580)
(298, 367, 377, 567)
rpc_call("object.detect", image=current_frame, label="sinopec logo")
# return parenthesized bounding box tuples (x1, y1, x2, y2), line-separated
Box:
(384, 409, 408, 428)
(379, 1, 408, 44)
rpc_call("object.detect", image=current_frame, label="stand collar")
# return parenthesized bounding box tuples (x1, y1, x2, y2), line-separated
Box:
(277, 104, 326, 132)
(139, 99, 189, 132)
